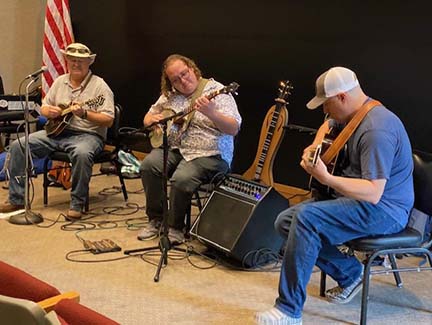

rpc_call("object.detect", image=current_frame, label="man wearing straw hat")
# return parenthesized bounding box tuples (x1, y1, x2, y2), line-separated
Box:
(0, 42, 114, 220)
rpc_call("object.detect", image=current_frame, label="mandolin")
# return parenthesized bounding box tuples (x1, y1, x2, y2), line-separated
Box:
(44, 95, 105, 137)
(242, 81, 292, 186)
(149, 82, 239, 148)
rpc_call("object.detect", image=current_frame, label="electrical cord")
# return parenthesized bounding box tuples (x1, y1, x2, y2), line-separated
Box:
(42, 179, 285, 272)
(171, 241, 285, 272)
(33, 213, 64, 228)
(65, 250, 132, 263)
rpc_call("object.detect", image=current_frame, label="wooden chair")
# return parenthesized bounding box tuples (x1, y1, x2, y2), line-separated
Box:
(0, 260, 78, 324)
(319, 150, 432, 324)
(0, 260, 119, 325)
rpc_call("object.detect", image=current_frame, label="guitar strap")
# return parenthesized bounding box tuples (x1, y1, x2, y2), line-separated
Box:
(77, 72, 93, 104)
(320, 99, 382, 165)
(64, 72, 93, 109)
(180, 77, 209, 131)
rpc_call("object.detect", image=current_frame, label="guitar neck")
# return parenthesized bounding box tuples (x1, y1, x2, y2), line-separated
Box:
(243, 80, 291, 185)
(61, 107, 73, 116)
(183, 89, 221, 115)
(60, 100, 88, 117)
(175, 88, 229, 124)
(252, 102, 284, 179)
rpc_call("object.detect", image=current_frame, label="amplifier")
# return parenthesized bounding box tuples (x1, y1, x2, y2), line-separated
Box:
(218, 174, 269, 202)
(190, 174, 289, 267)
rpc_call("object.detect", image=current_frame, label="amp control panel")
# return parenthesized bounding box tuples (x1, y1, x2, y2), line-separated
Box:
(219, 174, 269, 201)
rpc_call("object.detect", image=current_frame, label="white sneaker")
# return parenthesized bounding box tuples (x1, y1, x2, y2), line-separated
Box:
(137, 219, 161, 240)
(168, 227, 185, 244)
(255, 307, 302, 325)
(326, 274, 363, 304)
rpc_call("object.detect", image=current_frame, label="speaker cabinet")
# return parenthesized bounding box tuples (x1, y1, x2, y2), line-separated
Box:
(190, 175, 289, 266)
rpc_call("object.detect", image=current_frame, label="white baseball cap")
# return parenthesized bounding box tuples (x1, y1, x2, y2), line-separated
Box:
(306, 67, 360, 109)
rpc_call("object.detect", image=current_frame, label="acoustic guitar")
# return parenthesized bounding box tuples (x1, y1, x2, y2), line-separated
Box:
(307, 99, 381, 199)
(44, 95, 105, 137)
(242, 81, 292, 186)
(48, 161, 72, 190)
(149, 82, 240, 148)
(308, 126, 347, 199)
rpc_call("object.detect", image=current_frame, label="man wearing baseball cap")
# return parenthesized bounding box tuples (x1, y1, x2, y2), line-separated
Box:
(0, 42, 114, 220)
(256, 67, 414, 324)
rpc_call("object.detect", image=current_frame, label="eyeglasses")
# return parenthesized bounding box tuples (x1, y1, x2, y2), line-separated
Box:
(170, 68, 190, 85)
(66, 47, 90, 54)
(67, 57, 88, 64)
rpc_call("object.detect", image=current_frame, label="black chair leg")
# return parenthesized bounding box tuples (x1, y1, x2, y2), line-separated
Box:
(319, 271, 326, 297)
(360, 255, 375, 325)
(425, 250, 432, 267)
(43, 158, 50, 206)
(114, 159, 128, 201)
(194, 190, 203, 212)
(118, 173, 128, 201)
(388, 253, 403, 287)
(184, 202, 192, 239)
(4, 134, 11, 148)
(84, 193, 89, 212)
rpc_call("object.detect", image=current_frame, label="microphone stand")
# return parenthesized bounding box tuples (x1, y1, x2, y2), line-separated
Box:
(124, 118, 189, 282)
(283, 124, 317, 135)
(9, 77, 43, 225)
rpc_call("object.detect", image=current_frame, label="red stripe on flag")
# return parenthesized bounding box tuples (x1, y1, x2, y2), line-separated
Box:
(42, 64, 55, 86)
(62, 0, 73, 44)
(46, 6, 64, 48)
(63, 26, 73, 45)
(54, 0, 62, 12)
(44, 37, 65, 76)
(42, 0, 74, 97)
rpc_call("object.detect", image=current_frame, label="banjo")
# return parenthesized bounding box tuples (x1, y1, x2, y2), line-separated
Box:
(149, 82, 239, 148)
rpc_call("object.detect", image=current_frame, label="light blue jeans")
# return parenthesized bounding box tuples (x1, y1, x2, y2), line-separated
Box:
(8, 130, 104, 211)
(274, 197, 407, 318)
(140, 148, 229, 230)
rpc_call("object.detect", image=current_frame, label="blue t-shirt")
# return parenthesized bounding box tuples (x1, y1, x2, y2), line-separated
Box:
(341, 104, 414, 224)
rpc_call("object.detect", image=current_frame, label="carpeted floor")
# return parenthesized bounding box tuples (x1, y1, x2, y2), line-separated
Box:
(1, 173, 432, 324)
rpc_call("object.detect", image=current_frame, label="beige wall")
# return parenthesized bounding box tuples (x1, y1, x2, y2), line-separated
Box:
(0, 0, 46, 94)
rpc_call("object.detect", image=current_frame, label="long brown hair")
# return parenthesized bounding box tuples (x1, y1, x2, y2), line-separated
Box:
(160, 54, 202, 97)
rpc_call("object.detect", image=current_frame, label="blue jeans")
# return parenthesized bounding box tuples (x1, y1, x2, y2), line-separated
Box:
(274, 197, 407, 318)
(8, 130, 104, 211)
(139, 148, 229, 229)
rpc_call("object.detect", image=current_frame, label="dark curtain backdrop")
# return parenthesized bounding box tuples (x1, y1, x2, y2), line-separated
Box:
(70, 1, 432, 189)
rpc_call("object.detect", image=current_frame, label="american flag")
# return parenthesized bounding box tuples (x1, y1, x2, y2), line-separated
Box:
(42, 0, 74, 96)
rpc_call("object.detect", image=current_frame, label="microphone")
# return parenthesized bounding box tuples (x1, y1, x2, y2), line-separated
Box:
(26, 66, 48, 79)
